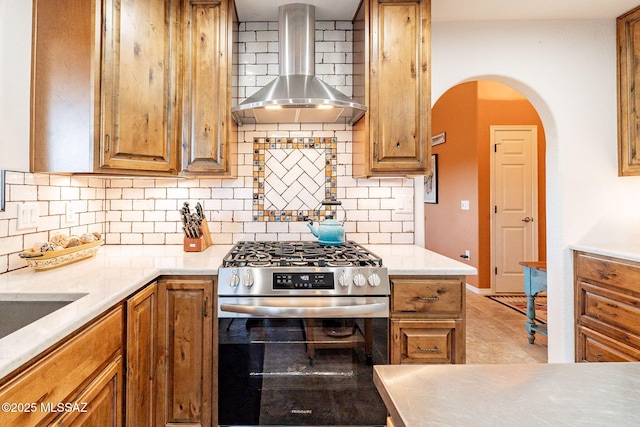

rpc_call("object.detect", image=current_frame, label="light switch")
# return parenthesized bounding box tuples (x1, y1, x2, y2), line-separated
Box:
(17, 203, 39, 230)
(394, 197, 413, 214)
(461, 200, 470, 210)
(65, 202, 77, 224)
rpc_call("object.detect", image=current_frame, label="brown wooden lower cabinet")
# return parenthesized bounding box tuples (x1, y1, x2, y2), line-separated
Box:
(155, 276, 216, 427)
(391, 319, 463, 364)
(574, 251, 640, 362)
(389, 276, 466, 365)
(0, 306, 124, 426)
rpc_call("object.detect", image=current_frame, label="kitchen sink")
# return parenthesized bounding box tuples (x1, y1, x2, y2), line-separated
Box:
(0, 293, 88, 339)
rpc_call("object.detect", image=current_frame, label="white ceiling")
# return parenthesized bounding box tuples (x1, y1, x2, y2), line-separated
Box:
(234, 0, 640, 22)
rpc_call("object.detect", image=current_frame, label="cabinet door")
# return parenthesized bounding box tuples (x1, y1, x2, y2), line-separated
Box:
(100, 0, 181, 174)
(618, 6, 640, 176)
(354, 0, 431, 177)
(181, 0, 236, 176)
(391, 319, 464, 364)
(51, 356, 124, 426)
(156, 278, 215, 426)
(31, 0, 101, 173)
(126, 282, 157, 427)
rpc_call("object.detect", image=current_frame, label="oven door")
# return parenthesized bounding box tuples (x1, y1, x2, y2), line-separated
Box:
(218, 297, 389, 427)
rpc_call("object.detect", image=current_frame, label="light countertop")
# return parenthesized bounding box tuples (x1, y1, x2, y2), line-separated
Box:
(570, 242, 640, 263)
(374, 363, 640, 427)
(0, 243, 476, 379)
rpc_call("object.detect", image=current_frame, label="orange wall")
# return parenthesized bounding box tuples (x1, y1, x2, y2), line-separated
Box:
(426, 81, 546, 289)
(426, 82, 480, 286)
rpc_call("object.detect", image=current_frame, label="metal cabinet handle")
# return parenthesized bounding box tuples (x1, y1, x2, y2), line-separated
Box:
(417, 346, 440, 353)
(595, 306, 617, 317)
(596, 269, 618, 281)
(417, 296, 439, 301)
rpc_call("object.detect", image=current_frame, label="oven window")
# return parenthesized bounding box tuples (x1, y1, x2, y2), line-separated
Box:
(218, 317, 388, 426)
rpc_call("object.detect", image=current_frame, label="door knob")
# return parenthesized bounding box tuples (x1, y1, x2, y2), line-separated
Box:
(522, 217, 533, 222)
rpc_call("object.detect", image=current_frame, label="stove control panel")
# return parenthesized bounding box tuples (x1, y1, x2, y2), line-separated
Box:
(273, 272, 334, 290)
(218, 267, 390, 296)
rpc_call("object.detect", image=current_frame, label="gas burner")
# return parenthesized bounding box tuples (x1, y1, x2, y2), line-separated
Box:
(221, 241, 383, 268)
(245, 252, 271, 262)
(248, 261, 272, 267)
(327, 260, 356, 267)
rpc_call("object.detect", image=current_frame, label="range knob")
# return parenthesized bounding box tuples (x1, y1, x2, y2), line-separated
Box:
(368, 272, 381, 287)
(243, 271, 254, 288)
(338, 273, 350, 287)
(353, 273, 367, 287)
(229, 272, 240, 287)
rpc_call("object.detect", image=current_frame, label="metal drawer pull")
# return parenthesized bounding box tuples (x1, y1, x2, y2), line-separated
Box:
(417, 296, 439, 301)
(596, 269, 618, 280)
(417, 346, 440, 353)
(596, 306, 617, 317)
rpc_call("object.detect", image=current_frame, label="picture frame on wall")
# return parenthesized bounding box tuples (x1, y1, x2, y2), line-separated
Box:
(424, 154, 438, 204)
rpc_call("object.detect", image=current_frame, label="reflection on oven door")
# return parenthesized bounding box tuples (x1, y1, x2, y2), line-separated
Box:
(218, 317, 388, 426)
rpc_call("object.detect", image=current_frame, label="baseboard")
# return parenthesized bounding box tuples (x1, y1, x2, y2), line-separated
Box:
(465, 283, 492, 295)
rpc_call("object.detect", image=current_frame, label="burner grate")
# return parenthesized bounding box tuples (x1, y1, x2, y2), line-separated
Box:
(222, 241, 382, 268)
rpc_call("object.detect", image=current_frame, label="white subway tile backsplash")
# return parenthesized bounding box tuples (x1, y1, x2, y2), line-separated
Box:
(189, 188, 212, 199)
(110, 199, 133, 211)
(154, 199, 178, 212)
(122, 211, 144, 222)
(122, 188, 145, 199)
(144, 188, 167, 199)
(121, 233, 143, 244)
(132, 222, 154, 233)
(11, 184, 38, 201)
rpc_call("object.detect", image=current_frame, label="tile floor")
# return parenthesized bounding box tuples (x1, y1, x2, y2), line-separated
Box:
(466, 290, 548, 364)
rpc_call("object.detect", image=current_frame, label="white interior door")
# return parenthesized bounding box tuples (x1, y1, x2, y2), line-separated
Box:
(491, 126, 538, 293)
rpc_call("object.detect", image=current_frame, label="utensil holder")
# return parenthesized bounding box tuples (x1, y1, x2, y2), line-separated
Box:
(183, 218, 213, 252)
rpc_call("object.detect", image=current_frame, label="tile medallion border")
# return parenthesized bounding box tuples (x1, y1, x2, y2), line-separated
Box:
(253, 137, 338, 222)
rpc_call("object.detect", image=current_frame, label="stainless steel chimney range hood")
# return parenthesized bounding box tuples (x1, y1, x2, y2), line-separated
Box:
(231, 3, 366, 126)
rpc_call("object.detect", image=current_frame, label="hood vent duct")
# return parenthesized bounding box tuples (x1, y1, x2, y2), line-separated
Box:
(231, 3, 366, 125)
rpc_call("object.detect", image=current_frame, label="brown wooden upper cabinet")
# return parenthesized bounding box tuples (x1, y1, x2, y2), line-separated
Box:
(30, 0, 236, 177)
(352, 0, 431, 178)
(618, 6, 640, 176)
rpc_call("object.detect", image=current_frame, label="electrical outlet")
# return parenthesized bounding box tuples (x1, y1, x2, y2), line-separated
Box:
(65, 202, 77, 224)
(461, 200, 470, 210)
(17, 203, 39, 230)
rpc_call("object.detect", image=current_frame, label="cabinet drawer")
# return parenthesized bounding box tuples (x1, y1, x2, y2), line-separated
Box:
(575, 252, 640, 295)
(576, 326, 640, 362)
(391, 279, 462, 316)
(577, 282, 640, 352)
(391, 319, 462, 364)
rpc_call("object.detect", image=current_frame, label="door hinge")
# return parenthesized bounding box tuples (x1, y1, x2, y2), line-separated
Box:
(494, 144, 497, 152)
(494, 267, 498, 275)
(494, 205, 497, 214)
(203, 296, 209, 317)
(105, 134, 110, 152)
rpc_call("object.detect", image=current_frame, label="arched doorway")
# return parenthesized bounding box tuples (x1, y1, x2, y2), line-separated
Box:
(425, 80, 547, 293)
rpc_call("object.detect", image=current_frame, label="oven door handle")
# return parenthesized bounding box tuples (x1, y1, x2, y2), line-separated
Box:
(219, 302, 387, 318)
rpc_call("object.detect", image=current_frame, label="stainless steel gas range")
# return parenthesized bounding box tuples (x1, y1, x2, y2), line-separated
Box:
(217, 241, 390, 427)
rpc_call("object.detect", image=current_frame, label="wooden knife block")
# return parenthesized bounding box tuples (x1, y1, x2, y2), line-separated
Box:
(183, 217, 213, 252)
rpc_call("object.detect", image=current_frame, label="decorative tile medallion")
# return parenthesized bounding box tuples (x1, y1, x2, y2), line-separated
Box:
(253, 137, 338, 222)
